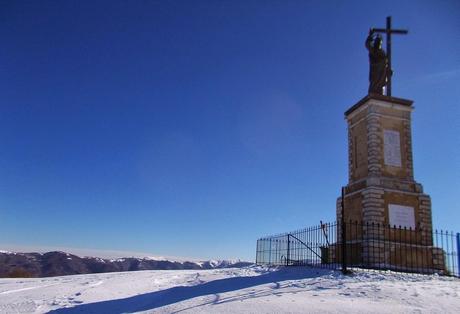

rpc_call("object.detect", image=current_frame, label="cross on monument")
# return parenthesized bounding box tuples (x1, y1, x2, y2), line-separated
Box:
(371, 16, 408, 97)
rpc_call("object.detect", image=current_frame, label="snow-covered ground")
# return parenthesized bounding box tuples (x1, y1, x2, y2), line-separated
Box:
(0, 266, 458, 313)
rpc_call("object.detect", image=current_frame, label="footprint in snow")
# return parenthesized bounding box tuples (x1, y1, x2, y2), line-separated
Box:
(339, 292, 351, 296)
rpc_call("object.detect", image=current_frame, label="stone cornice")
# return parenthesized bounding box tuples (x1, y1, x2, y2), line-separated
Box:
(345, 94, 413, 118)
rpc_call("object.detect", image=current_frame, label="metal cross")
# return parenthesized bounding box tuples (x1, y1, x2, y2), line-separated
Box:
(371, 16, 408, 97)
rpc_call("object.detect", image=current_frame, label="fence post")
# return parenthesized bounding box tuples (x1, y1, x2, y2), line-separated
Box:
(341, 187, 348, 274)
(268, 238, 272, 265)
(457, 233, 460, 277)
(287, 234, 290, 266)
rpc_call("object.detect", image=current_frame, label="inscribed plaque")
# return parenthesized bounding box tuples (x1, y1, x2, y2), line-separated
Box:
(388, 204, 415, 229)
(384, 130, 402, 167)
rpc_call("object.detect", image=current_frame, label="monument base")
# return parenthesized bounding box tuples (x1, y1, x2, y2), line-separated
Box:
(333, 94, 446, 274)
(328, 240, 447, 275)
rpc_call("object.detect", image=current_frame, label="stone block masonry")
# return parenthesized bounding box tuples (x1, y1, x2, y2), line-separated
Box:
(337, 94, 441, 271)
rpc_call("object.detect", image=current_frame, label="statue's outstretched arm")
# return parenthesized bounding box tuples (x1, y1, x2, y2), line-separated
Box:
(365, 29, 374, 51)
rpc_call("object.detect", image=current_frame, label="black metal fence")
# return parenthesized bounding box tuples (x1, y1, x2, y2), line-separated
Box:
(255, 221, 460, 277)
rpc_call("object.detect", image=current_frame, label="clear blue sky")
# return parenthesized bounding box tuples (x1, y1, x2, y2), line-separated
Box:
(1, 1, 459, 261)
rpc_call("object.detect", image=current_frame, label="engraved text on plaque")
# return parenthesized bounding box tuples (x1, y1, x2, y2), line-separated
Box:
(384, 129, 402, 167)
(389, 204, 415, 229)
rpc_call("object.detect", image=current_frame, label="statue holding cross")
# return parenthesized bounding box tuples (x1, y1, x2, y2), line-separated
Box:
(366, 16, 408, 97)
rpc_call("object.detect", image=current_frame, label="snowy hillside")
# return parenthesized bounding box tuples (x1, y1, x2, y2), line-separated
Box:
(0, 266, 458, 313)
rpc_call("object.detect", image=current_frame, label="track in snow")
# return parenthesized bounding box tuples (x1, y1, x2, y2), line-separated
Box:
(0, 266, 459, 313)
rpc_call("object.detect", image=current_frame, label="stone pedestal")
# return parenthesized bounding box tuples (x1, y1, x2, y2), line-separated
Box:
(335, 94, 442, 272)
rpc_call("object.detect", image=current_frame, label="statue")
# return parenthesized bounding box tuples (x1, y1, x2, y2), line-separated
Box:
(365, 29, 390, 95)
(366, 17, 408, 97)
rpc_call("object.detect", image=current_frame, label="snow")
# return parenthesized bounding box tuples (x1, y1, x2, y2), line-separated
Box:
(0, 266, 458, 313)
(208, 260, 219, 268)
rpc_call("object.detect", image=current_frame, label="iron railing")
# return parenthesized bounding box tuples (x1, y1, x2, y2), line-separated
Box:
(255, 221, 459, 277)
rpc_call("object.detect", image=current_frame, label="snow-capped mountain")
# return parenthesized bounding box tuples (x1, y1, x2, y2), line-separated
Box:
(0, 251, 252, 278)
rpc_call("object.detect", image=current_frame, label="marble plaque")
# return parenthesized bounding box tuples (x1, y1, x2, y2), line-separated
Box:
(389, 204, 415, 229)
(384, 130, 402, 167)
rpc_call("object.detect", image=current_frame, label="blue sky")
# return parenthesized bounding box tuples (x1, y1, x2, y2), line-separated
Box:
(0, 0, 459, 261)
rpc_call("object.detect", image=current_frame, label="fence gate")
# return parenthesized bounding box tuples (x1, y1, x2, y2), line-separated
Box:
(256, 222, 339, 269)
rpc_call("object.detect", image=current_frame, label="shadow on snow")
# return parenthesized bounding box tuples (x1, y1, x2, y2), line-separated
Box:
(47, 267, 334, 314)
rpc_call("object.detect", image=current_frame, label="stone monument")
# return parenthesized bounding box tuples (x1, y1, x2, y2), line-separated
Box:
(336, 17, 445, 272)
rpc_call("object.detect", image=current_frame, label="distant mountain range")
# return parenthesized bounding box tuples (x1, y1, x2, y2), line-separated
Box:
(0, 251, 252, 278)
